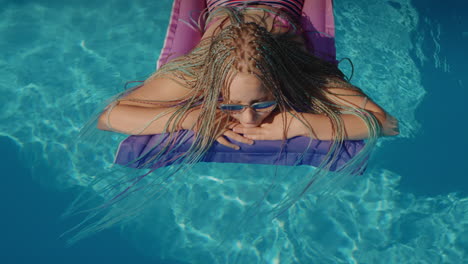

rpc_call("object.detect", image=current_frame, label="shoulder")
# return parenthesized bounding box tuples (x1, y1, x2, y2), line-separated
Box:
(323, 79, 366, 103)
(323, 79, 385, 113)
(323, 78, 363, 95)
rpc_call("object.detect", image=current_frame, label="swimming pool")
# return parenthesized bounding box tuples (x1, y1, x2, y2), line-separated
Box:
(1, 0, 467, 263)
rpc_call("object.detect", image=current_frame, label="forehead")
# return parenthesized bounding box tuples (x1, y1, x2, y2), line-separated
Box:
(227, 73, 272, 103)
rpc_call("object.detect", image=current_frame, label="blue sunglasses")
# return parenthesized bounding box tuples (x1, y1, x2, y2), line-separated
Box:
(219, 101, 277, 113)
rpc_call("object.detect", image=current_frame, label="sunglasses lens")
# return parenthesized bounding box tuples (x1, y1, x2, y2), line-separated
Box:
(252, 101, 277, 112)
(219, 101, 276, 113)
(219, 105, 245, 112)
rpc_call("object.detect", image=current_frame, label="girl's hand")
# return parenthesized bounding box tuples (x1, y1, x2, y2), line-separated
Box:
(232, 112, 305, 140)
(187, 108, 254, 150)
(216, 123, 255, 150)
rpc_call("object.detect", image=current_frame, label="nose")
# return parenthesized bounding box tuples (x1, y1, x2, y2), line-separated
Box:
(238, 108, 258, 125)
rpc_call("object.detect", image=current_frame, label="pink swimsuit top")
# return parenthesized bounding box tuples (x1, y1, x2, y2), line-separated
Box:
(206, 0, 305, 18)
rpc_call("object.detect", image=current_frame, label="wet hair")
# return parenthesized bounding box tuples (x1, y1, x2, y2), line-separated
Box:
(64, 6, 380, 244)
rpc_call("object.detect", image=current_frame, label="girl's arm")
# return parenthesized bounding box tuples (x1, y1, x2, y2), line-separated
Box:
(233, 110, 398, 141)
(97, 77, 198, 134)
(97, 76, 253, 149)
(292, 111, 397, 140)
(316, 86, 400, 139)
(97, 104, 200, 135)
(232, 87, 399, 140)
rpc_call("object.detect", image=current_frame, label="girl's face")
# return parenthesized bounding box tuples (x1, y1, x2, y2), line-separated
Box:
(225, 73, 275, 128)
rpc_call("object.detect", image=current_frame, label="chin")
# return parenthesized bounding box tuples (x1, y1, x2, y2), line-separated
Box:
(241, 123, 261, 128)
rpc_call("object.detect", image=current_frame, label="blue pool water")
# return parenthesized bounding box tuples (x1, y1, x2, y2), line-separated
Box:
(1, 0, 467, 263)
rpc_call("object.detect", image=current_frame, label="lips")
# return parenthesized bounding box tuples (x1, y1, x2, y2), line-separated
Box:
(241, 123, 260, 128)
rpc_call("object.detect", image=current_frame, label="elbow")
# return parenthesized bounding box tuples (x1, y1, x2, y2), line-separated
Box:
(97, 111, 110, 131)
(377, 112, 400, 137)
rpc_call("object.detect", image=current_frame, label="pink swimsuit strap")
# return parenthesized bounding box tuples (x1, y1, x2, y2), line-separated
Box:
(206, 0, 304, 18)
(204, 6, 300, 34)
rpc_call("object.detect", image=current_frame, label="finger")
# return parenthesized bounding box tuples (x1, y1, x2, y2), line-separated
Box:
(233, 127, 260, 134)
(233, 127, 264, 140)
(228, 123, 241, 129)
(242, 134, 265, 140)
(232, 126, 244, 133)
(216, 136, 240, 150)
(224, 130, 254, 145)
